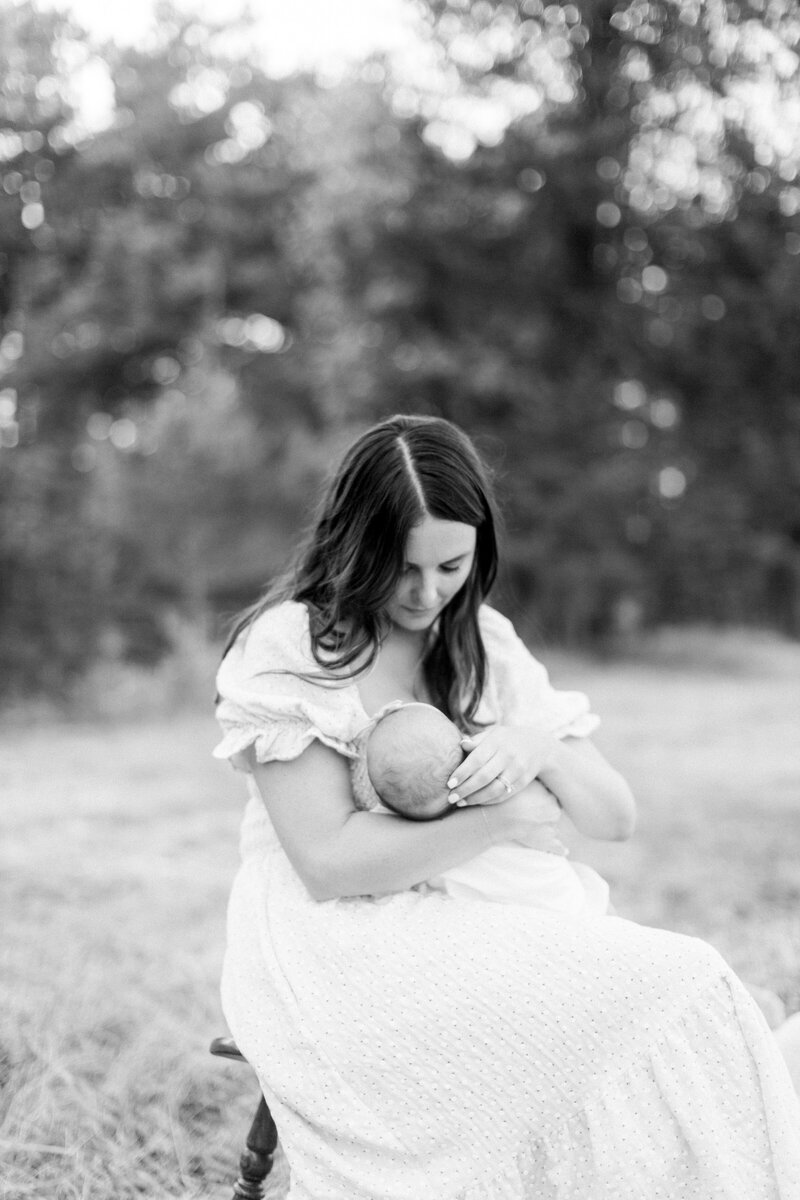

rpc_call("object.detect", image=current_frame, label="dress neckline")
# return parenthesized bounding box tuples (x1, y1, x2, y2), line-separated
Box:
(291, 600, 430, 725)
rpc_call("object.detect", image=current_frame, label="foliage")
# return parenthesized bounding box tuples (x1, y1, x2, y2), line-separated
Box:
(0, 0, 799, 695)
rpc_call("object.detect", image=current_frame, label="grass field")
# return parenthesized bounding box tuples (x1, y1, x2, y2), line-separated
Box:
(3, 631, 800, 1198)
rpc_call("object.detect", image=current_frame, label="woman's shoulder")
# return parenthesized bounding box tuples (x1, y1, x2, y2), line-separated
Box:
(250, 598, 309, 638)
(478, 603, 598, 737)
(478, 603, 515, 637)
(478, 603, 531, 656)
(215, 601, 319, 703)
(478, 602, 549, 680)
(225, 600, 313, 671)
(246, 599, 310, 640)
(214, 600, 363, 766)
(477, 600, 549, 689)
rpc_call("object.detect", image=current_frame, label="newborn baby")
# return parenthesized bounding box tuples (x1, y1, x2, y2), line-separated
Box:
(365, 702, 610, 914)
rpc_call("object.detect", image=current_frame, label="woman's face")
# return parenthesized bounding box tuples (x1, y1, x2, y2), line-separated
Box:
(385, 516, 477, 634)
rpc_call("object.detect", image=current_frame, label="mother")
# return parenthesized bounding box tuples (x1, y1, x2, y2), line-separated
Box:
(214, 415, 800, 1199)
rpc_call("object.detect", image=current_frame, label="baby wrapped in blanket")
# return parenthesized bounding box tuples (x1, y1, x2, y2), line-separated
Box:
(365, 702, 610, 914)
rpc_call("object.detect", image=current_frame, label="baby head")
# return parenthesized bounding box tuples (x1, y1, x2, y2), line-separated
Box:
(365, 703, 464, 821)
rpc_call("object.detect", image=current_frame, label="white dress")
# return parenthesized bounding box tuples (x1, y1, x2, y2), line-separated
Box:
(214, 601, 800, 1200)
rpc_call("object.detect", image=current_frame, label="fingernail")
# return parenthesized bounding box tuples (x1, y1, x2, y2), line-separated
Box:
(448, 792, 460, 805)
(455, 798, 467, 807)
(447, 777, 458, 789)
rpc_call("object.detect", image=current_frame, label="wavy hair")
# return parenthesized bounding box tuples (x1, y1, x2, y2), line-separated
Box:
(225, 415, 500, 729)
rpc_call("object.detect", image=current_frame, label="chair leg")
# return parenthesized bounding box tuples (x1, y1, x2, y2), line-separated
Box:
(231, 1095, 279, 1200)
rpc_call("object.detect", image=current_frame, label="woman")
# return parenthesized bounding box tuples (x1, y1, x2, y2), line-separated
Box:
(214, 415, 800, 1200)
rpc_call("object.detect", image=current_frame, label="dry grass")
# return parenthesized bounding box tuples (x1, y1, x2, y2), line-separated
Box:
(2, 630, 800, 1197)
(0, 719, 286, 1198)
(553, 629, 800, 1010)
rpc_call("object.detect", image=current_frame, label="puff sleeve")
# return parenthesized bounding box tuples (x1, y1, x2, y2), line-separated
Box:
(213, 601, 362, 769)
(479, 606, 599, 739)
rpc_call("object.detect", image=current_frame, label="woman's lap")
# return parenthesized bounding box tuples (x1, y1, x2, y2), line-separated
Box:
(219, 853, 800, 1199)
(224, 852, 729, 1103)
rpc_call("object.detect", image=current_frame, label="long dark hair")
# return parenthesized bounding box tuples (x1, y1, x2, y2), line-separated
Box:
(225, 415, 500, 729)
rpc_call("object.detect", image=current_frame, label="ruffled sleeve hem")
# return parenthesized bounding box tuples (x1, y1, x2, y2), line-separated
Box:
(213, 601, 362, 769)
(212, 705, 358, 767)
(479, 605, 599, 739)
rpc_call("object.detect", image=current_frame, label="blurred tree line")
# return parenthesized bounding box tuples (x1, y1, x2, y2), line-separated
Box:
(1, 0, 799, 698)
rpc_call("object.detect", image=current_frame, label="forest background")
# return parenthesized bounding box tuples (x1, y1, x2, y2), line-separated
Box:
(2, 0, 800, 705)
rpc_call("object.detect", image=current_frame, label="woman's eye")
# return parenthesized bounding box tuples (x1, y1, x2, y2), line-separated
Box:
(440, 564, 462, 574)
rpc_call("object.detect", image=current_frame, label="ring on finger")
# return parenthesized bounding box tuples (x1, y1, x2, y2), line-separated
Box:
(497, 772, 513, 796)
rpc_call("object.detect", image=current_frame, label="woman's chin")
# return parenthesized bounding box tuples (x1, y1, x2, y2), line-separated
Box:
(390, 607, 440, 633)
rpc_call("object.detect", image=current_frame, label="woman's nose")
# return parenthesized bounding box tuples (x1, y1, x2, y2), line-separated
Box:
(414, 573, 438, 606)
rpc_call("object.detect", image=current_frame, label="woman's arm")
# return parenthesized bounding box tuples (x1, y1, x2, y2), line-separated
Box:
(538, 736, 636, 841)
(245, 741, 564, 901)
(452, 728, 636, 842)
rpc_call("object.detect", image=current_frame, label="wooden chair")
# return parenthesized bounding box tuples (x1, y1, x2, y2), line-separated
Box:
(209, 1036, 279, 1200)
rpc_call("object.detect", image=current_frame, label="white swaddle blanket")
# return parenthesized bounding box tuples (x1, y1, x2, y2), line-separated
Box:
(371, 798, 610, 913)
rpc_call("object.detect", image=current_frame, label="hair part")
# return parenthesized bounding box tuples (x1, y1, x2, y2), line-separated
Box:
(397, 436, 428, 513)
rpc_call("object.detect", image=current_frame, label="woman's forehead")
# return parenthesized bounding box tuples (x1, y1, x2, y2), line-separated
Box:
(404, 517, 476, 562)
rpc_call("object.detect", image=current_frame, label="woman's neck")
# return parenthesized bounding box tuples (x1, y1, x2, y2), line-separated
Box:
(384, 621, 429, 655)
(356, 622, 432, 715)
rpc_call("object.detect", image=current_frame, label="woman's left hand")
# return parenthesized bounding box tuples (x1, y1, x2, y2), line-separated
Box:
(447, 725, 560, 807)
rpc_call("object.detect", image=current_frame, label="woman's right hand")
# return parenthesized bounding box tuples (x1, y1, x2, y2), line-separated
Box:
(490, 782, 567, 854)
